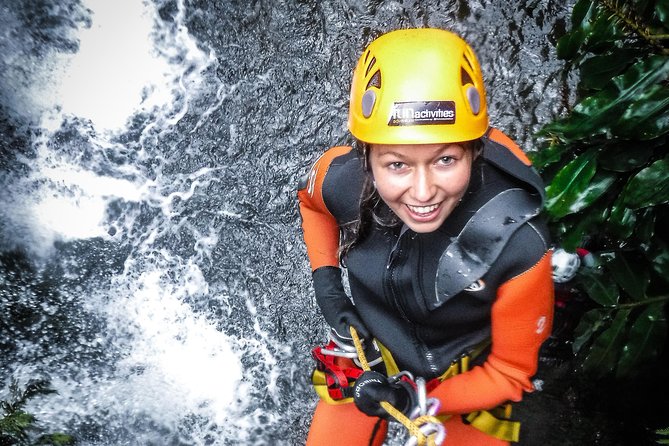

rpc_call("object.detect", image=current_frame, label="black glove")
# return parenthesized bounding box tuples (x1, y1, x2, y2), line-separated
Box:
(313, 266, 371, 341)
(353, 371, 417, 419)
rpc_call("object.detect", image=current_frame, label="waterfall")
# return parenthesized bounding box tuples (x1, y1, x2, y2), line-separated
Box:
(0, 0, 296, 443)
(1, 1, 575, 444)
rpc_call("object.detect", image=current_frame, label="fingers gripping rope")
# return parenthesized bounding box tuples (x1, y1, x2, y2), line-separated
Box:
(349, 326, 446, 446)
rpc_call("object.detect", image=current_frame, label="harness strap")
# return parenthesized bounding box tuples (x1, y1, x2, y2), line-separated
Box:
(370, 335, 520, 443)
(464, 409, 520, 443)
(311, 331, 521, 442)
(350, 327, 443, 446)
(311, 341, 364, 404)
(427, 339, 521, 443)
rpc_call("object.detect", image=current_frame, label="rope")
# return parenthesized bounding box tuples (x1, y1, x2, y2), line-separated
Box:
(349, 326, 443, 446)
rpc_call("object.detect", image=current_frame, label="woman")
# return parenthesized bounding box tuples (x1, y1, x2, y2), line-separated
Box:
(298, 28, 553, 446)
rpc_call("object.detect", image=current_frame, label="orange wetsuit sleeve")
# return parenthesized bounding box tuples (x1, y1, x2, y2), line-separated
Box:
(429, 251, 554, 414)
(297, 146, 353, 271)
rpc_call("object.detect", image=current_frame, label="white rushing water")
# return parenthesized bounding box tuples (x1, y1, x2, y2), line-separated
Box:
(1, 1, 580, 444)
(0, 0, 288, 443)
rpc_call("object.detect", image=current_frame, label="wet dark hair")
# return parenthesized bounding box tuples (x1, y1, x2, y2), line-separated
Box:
(339, 138, 483, 265)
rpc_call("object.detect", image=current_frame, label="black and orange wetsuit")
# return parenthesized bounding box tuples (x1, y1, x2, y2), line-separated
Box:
(298, 129, 554, 446)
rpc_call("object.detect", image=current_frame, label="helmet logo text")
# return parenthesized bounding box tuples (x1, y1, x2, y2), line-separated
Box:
(388, 101, 456, 126)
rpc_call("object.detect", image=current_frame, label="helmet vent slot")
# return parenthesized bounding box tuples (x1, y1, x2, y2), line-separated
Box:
(365, 57, 377, 77)
(462, 48, 476, 73)
(460, 67, 473, 86)
(366, 70, 382, 89)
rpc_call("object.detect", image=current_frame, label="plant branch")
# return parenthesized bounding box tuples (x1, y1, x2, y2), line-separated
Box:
(598, 0, 669, 51)
(613, 294, 669, 309)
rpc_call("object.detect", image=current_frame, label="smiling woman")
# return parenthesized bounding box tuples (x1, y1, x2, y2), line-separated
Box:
(298, 28, 554, 446)
(368, 142, 477, 233)
(0, 0, 580, 443)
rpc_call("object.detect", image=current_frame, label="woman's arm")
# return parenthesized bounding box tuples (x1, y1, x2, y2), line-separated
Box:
(298, 146, 370, 340)
(297, 146, 352, 271)
(429, 249, 554, 414)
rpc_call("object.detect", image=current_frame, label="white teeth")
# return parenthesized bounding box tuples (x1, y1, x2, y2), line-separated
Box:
(407, 203, 439, 214)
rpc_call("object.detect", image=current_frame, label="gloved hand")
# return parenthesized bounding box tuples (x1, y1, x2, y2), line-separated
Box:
(313, 266, 371, 342)
(353, 371, 417, 419)
(329, 306, 370, 345)
(326, 326, 384, 370)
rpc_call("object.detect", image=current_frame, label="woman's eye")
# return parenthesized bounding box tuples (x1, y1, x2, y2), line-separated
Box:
(438, 156, 454, 165)
(389, 162, 405, 170)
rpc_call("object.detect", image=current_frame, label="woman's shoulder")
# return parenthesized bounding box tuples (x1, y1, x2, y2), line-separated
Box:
(492, 216, 551, 282)
(318, 146, 365, 224)
(484, 128, 532, 165)
(480, 128, 546, 200)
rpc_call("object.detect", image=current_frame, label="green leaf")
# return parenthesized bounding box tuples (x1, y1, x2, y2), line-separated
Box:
(573, 171, 617, 213)
(559, 216, 594, 251)
(615, 85, 669, 140)
(36, 433, 76, 445)
(540, 94, 621, 143)
(611, 55, 669, 94)
(529, 141, 570, 170)
(606, 251, 650, 300)
(573, 308, 612, 354)
(572, 0, 596, 28)
(557, 27, 587, 61)
(552, 196, 611, 250)
(0, 409, 34, 434)
(577, 267, 620, 306)
(635, 207, 656, 245)
(616, 302, 668, 378)
(579, 49, 640, 91)
(586, 6, 624, 49)
(581, 308, 631, 376)
(545, 150, 597, 218)
(598, 142, 654, 172)
(648, 239, 669, 278)
(608, 204, 637, 240)
(656, 0, 669, 26)
(557, 0, 596, 60)
(546, 56, 669, 142)
(621, 158, 669, 209)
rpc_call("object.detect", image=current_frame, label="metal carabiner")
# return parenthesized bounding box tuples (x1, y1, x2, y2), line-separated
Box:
(404, 422, 447, 446)
(405, 377, 446, 446)
(388, 370, 415, 384)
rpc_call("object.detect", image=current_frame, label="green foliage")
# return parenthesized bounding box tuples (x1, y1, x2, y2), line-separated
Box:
(657, 426, 669, 444)
(0, 381, 74, 446)
(534, 0, 669, 379)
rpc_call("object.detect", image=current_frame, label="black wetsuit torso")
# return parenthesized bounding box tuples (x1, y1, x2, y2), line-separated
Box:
(311, 134, 549, 379)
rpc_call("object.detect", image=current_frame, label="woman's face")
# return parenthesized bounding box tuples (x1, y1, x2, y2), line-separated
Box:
(368, 142, 475, 233)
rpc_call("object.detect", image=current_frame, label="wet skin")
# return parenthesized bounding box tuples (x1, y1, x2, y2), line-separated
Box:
(368, 142, 476, 233)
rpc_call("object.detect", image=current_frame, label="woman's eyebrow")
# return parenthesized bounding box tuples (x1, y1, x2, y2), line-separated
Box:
(376, 150, 407, 159)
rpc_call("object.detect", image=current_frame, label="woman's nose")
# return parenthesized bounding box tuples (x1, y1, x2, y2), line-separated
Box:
(411, 169, 435, 202)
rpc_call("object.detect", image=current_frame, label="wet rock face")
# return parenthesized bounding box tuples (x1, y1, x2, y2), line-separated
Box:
(0, 1, 578, 444)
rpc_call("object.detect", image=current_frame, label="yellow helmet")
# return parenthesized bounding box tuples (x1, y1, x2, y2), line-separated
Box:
(348, 28, 488, 145)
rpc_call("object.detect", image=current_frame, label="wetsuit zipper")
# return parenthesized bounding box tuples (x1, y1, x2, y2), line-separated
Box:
(385, 232, 410, 321)
(414, 236, 440, 377)
(385, 231, 440, 377)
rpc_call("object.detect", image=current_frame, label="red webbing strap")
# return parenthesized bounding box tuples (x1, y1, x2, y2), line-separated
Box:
(312, 342, 364, 400)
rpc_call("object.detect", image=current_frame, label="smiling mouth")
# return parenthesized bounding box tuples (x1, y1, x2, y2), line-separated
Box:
(406, 203, 440, 216)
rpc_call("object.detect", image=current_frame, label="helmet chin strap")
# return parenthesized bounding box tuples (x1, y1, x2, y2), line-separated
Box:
(359, 142, 371, 172)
